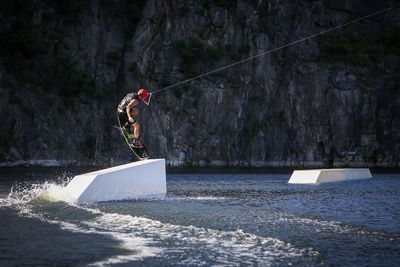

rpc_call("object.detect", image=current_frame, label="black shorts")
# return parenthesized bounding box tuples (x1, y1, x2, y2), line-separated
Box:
(118, 112, 136, 128)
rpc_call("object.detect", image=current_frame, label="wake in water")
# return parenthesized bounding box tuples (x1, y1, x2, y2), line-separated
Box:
(1, 180, 322, 266)
(2, 172, 399, 266)
(0, 175, 400, 266)
(3, 173, 399, 266)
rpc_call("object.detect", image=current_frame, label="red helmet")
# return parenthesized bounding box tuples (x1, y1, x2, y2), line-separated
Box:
(138, 88, 150, 105)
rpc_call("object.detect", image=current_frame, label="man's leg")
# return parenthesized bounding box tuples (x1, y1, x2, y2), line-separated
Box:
(133, 122, 140, 139)
(129, 109, 142, 147)
(129, 108, 139, 136)
(131, 108, 139, 118)
(131, 122, 143, 148)
(118, 112, 130, 129)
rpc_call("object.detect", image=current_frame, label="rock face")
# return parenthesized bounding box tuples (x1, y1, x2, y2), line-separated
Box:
(0, 0, 399, 167)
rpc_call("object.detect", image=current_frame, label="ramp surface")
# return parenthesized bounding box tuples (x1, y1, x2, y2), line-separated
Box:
(288, 168, 372, 184)
(61, 159, 166, 204)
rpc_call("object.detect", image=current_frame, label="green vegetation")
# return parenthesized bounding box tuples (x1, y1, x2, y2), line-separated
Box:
(178, 5, 191, 17)
(0, 4, 48, 74)
(176, 38, 207, 77)
(128, 63, 144, 81)
(43, 0, 87, 20)
(80, 135, 96, 159)
(122, 1, 146, 40)
(0, 24, 44, 60)
(259, 18, 269, 34)
(238, 45, 251, 55)
(192, 87, 204, 101)
(175, 38, 234, 77)
(162, 105, 174, 113)
(258, 16, 274, 36)
(0, 0, 113, 106)
(128, 63, 138, 74)
(205, 155, 212, 165)
(244, 155, 252, 167)
(219, 146, 229, 161)
(159, 75, 171, 88)
(100, 83, 113, 98)
(175, 37, 251, 76)
(106, 51, 120, 68)
(180, 85, 203, 108)
(123, 1, 145, 25)
(383, 26, 400, 55)
(0, 133, 10, 160)
(361, 78, 373, 88)
(8, 90, 21, 105)
(277, 111, 287, 123)
(212, 0, 237, 11)
(172, 86, 184, 98)
(43, 58, 96, 105)
(318, 27, 400, 66)
(250, 119, 262, 138)
(99, 0, 146, 40)
(176, 38, 206, 62)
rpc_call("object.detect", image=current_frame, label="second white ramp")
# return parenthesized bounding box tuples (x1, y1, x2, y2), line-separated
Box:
(288, 168, 372, 184)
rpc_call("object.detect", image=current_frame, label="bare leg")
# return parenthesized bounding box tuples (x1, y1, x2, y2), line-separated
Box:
(131, 108, 139, 117)
(129, 108, 140, 138)
(133, 122, 140, 139)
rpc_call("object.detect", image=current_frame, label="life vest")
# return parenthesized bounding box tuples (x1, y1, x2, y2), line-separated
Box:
(118, 93, 139, 113)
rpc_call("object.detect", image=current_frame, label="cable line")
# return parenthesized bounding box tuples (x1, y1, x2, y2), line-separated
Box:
(151, 3, 399, 95)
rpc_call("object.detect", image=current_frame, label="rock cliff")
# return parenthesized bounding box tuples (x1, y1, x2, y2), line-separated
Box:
(0, 0, 399, 167)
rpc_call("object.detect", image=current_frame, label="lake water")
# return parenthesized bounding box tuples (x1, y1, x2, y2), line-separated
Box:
(0, 168, 399, 266)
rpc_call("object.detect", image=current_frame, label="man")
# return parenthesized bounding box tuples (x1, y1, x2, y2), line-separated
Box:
(117, 88, 150, 147)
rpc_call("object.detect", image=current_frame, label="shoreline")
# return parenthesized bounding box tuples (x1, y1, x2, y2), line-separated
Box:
(1, 159, 399, 168)
(0, 164, 399, 175)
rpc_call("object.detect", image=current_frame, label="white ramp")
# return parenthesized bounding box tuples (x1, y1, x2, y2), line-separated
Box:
(288, 168, 372, 184)
(61, 159, 166, 204)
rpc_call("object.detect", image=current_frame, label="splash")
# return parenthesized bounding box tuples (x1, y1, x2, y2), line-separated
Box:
(3, 179, 71, 207)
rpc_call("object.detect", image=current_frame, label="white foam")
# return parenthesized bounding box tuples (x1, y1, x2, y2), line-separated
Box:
(4, 182, 67, 206)
(2, 182, 320, 265)
(82, 212, 318, 265)
(168, 196, 227, 201)
(273, 212, 398, 241)
(187, 196, 227, 200)
(5, 196, 162, 266)
(55, 219, 163, 266)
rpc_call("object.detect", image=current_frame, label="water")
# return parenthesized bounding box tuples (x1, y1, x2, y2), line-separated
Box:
(0, 168, 399, 266)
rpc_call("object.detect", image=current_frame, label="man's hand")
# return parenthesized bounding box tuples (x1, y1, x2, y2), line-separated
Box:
(128, 117, 135, 124)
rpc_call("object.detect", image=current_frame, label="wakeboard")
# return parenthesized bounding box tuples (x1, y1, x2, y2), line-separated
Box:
(115, 123, 149, 161)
